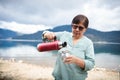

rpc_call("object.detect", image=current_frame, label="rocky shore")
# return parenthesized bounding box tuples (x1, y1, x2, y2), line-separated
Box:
(0, 58, 119, 80)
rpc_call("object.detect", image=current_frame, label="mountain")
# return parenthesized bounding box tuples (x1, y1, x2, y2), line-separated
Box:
(85, 28, 120, 42)
(12, 25, 71, 40)
(0, 29, 19, 39)
(50, 25, 120, 42)
(12, 25, 120, 43)
(0, 25, 120, 43)
(12, 31, 43, 40)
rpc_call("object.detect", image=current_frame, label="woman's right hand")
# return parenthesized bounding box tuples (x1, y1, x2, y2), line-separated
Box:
(44, 32, 56, 40)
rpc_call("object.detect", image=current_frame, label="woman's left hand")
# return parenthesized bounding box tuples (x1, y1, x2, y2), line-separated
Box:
(64, 55, 77, 64)
(64, 55, 85, 69)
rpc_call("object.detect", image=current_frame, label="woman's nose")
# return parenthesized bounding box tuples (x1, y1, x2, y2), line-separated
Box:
(76, 27, 79, 31)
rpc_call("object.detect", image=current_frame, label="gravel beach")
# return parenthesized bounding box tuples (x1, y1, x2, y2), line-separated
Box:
(0, 58, 119, 80)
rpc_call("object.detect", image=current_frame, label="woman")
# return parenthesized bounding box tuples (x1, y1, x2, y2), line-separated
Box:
(42, 14, 95, 80)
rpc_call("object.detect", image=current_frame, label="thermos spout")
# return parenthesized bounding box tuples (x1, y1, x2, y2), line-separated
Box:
(58, 41, 67, 48)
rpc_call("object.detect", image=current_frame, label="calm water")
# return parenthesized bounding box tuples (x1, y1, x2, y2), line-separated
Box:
(0, 39, 120, 71)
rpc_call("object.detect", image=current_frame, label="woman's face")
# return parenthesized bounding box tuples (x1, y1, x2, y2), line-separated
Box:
(72, 23, 86, 39)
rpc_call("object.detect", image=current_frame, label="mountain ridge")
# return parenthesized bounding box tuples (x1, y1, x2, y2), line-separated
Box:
(0, 25, 120, 43)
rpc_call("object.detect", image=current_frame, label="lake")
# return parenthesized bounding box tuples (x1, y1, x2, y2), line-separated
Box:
(0, 39, 120, 71)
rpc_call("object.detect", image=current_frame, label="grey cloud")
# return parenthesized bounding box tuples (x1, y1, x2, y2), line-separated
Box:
(0, 0, 87, 24)
(103, 0, 120, 7)
(95, 0, 120, 9)
(0, 0, 120, 29)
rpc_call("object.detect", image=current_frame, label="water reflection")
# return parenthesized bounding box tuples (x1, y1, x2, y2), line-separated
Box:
(0, 45, 53, 57)
(0, 40, 39, 48)
(95, 53, 120, 70)
(0, 40, 120, 70)
(0, 45, 56, 67)
(1, 40, 120, 55)
(94, 43, 120, 55)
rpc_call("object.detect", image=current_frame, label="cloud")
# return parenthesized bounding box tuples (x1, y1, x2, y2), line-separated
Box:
(0, 0, 120, 32)
(83, 1, 120, 31)
(0, 0, 86, 25)
(0, 21, 51, 34)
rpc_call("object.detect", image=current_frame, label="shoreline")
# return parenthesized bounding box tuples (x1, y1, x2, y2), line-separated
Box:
(0, 58, 120, 80)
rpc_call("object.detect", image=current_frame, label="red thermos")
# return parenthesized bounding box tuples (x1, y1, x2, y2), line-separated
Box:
(37, 41, 67, 52)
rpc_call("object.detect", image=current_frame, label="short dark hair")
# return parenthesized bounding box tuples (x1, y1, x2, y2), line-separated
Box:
(72, 14, 89, 28)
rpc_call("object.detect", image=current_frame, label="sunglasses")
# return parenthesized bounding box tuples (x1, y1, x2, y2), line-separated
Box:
(71, 24, 85, 31)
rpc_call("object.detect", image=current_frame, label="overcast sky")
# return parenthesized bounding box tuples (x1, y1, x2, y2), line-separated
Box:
(0, 0, 120, 34)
